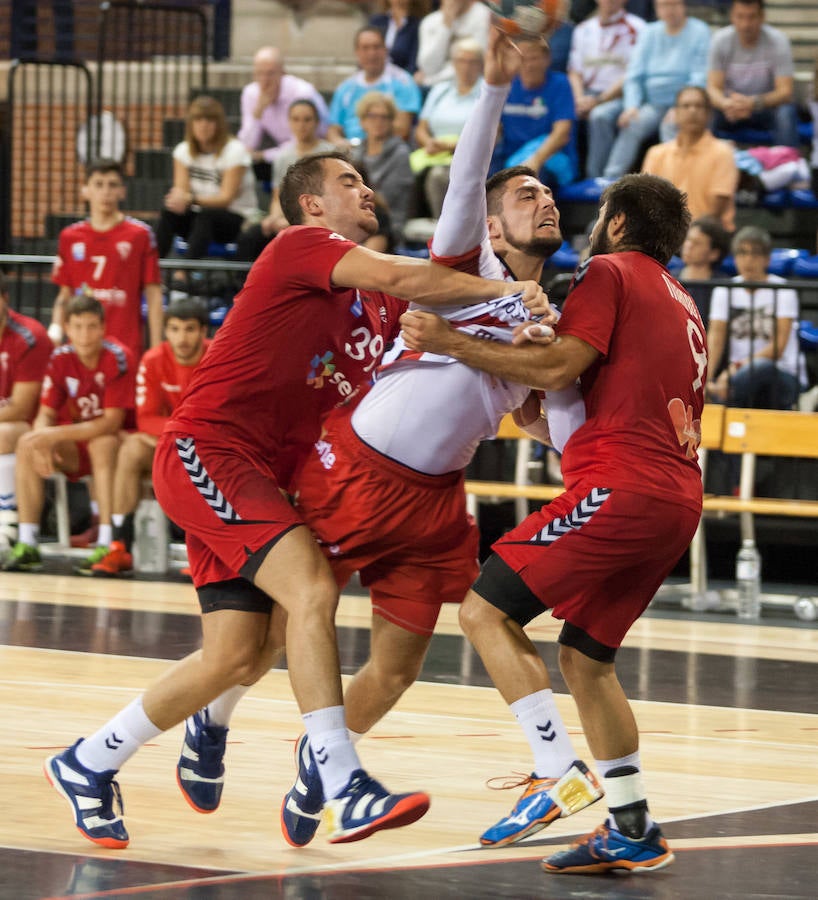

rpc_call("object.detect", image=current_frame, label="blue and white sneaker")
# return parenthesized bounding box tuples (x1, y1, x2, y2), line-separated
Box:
(480, 760, 604, 847)
(280, 733, 324, 847)
(324, 769, 430, 844)
(542, 821, 675, 874)
(44, 739, 129, 849)
(176, 709, 228, 813)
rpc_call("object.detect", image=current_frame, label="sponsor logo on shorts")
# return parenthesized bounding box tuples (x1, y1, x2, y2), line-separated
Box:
(315, 438, 336, 470)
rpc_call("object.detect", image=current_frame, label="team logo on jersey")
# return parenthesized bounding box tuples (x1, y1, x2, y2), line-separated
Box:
(116, 241, 132, 260)
(307, 351, 335, 388)
(66, 377, 80, 397)
(668, 397, 701, 459)
(0, 351, 8, 373)
(72, 242, 86, 261)
(328, 232, 346, 242)
(350, 291, 363, 318)
(94, 371, 106, 387)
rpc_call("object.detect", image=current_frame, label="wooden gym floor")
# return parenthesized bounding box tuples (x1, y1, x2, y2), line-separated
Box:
(0, 568, 816, 899)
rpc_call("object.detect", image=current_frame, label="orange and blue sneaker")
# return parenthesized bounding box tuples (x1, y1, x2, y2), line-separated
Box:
(324, 769, 430, 844)
(44, 739, 129, 848)
(280, 733, 324, 847)
(542, 821, 675, 874)
(176, 710, 228, 813)
(479, 760, 604, 847)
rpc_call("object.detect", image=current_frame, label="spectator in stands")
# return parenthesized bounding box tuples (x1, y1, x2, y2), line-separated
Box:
(327, 26, 423, 146)
(567, 0, 646, 178)
(706, 225, 806, 409)
(3, 296, 136, 574)
(350, 92, 414, 244)
(369, 0, 428, 74)
(0, 270, 52, 562)
(155, 96, 258, 267)
(412, 38, 483, 218)
(706, 0, 798, 148)
(415, 0, 491, 86)
(89, 297, 210, 578)
(602, 0, 710, 179)
(542, 1, 575, 74)
(50, 159, 163, 365)
(570, 0, 655, 21)
(495, 35, 578, 190)
(236, 98, 334, 262)
(641, 86, 738, 231)
(237, 46, 329, 182)
(678, 215, 732, 326)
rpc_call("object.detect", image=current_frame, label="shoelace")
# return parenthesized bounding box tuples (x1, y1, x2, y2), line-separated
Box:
(98, 777, 125, 821)
(485, 771, 551, 792)
(571, 822, 608, 854)
(197, 726, 227, 777)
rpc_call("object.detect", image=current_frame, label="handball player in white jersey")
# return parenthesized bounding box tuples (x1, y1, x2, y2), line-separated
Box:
(276, 26, 588, 847)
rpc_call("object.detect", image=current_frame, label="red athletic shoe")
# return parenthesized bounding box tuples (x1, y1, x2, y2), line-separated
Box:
(90, 541, 134, 577)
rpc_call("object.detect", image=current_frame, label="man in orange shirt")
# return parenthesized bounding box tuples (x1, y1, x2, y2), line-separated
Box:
(91, 297, 210, 577)
(641, 85, 738, 232)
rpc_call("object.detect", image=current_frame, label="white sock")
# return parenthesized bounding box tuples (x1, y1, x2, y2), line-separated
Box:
(348, 729, 364, 745)
(0, 453, 16, 514)
(204, 684, 250, 727)
(302, 705, 361, 799)
(510, 689, 577, 778)
(595, 751, 641, 778)
(112, 513, 125, 528)
(90, 500, 99, 517)
(18, 522, 39, 546)
(75, 697, 162, 772)
(97, 523, 113, 546)
(597, 755, 653, 837)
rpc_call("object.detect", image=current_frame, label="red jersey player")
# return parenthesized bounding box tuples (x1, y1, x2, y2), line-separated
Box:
(91, 296, 211, 577)
(43, 151, 547, 850)
(50, 158, 163, 362)
(0, 270, 52, 558)
(5, 295, 135, 574)
(401, 173, 705, 874)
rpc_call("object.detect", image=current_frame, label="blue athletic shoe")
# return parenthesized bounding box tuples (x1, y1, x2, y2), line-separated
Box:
(280, 733, 324, 847)
(44, 739, 129, 849)
(176, 709, 228, 813)
(324, 769, 430, 844)
(480, 760, 604, 847)
(542, 822, 675, 874)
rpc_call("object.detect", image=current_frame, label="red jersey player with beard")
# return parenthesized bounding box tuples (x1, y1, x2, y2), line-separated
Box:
(44, 151, 548, 850)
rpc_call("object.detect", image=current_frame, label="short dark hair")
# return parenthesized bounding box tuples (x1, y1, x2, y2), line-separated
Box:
(732, 0, 764, 9)
(485, 165, 539, 216)
(288, 98, 319, 118)
(65, 294, 105, 322)
(690, 215, 731, 265)
(86, 158, 124, 181)
(165, 296, 209, 326)
(675, 84, 711, 110)
(355, 25, 386, 48)
(731, 224, 772, 256)
(600, 174, 691, 264)
(279, 151, 358, 226)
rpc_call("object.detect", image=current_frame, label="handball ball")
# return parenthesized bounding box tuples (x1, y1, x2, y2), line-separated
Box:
(485, 0, 562, 36)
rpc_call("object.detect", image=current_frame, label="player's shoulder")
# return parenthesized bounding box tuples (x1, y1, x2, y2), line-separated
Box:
(6, 309, 49, 344)
(102, 338, 134, 373)
(59, 219, 89, 239)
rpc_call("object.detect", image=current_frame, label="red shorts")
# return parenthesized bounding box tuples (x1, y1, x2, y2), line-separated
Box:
(294, 409, 479, 636)
(153, 432, 302, 589)
(490, 482, 701, 649)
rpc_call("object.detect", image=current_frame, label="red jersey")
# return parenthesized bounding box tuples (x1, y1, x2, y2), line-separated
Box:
(557, 252, 706, 514)
(136, 339, 211, 436)
(1, 309, 52, 420)
(167, 226, 406, 488)
(51, 217, 162, 361)
(41, 338, 135, 423)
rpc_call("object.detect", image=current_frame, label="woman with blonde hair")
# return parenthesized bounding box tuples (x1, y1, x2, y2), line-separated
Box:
(351, 91, 413, 243)
(156, 95, 257, 260)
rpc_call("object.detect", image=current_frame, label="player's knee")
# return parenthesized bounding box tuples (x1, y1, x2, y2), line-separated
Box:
(205, 642, 264, 687)
(458, 589, 494, 640)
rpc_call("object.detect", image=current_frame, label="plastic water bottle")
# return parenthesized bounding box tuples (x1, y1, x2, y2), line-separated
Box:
(735, 539, 761, 620)
(133, 499, 168, 574)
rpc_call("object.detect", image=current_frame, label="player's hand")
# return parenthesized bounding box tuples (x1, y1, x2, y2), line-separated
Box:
(399, 309, 453, 355)
(511, 282, 557, 324)
(484, 24, 523, 87)
(512, 321, 556, 345)
(17, 431, 57, 478)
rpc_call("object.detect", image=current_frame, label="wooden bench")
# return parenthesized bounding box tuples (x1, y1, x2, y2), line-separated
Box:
(464, 415, 563, 527)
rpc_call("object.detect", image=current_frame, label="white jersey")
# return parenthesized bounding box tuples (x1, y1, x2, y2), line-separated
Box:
(352, 82, 585, 474)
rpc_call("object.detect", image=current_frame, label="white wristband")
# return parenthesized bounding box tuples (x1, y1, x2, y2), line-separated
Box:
(47, 323, 64, 344)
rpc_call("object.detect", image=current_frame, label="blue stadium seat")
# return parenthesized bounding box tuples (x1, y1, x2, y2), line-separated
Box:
(799, 320, 818, 353)
(667, 255, 683, 275)
(714, 126, 774, 145)
(787, 188, 818, 209)
(768, 248, 809, 277)
(792, 255, 818, 278)
(556, 178, 611, 204)
(550, 241, 580, 270)
(172, 236, 238, 258)
(760, 189, 791, 210)
(209, 306, 230, 328)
